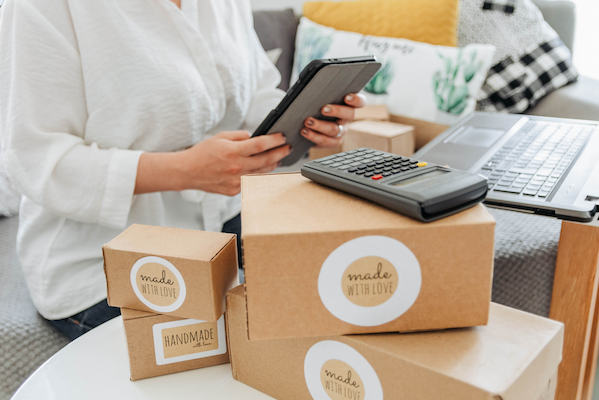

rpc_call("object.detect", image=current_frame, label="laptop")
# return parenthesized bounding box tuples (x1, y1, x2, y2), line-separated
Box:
(413, 112, 599, 222)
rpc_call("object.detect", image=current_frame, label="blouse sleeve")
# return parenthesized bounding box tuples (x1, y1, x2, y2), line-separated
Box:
(240, 8, 287, 133)
(0, 0, 142, 229)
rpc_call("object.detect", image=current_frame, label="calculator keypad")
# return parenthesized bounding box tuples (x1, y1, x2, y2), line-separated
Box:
(313, 148, 428, 181)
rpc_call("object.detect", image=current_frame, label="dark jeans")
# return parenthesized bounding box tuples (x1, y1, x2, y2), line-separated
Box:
(48, 214, 243, 341)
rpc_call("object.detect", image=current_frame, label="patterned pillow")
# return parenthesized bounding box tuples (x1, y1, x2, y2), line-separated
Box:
(458, 0, 578, 113)
(292, 18, 495, 125)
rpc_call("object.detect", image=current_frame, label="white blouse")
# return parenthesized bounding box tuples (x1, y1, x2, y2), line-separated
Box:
(0, 0, 284, 319)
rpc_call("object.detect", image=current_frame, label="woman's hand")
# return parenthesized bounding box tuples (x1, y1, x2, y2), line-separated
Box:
(300, 93, 366, 148)
(135, 131, 290, 196)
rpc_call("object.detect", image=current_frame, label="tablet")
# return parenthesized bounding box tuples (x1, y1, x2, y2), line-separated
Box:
(252, 56, 382, 166)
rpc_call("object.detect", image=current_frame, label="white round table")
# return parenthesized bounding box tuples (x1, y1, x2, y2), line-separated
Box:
(11, 317, 273, 400)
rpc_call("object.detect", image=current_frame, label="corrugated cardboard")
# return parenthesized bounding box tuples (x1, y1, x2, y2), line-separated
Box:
(121, 308, 229, 380)
(390, 114, 449, 150)
(343, 120, 415, 156)
(226, 285, 563, 400)
(354, 105, 390, 122)
(241, 173, 495, 340)
(104, 224, 239, 321)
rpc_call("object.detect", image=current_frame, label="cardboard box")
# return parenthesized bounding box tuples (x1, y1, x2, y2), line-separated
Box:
(309, 105, 392, 161)
(121, 308, 229, 380)
(103, 224, 239, 321)
(354, 105, 390, 122)
(390, 114, 449, 150)
(227, 285, 564, 400)
(342, 120, 415, 156)
(241, 173, 495, 340)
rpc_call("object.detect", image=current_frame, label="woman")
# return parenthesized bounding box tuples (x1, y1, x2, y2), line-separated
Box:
(0, 0, 365, 339)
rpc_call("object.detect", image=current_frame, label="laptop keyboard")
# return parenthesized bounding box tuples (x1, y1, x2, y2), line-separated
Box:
(479, 121, 594, 199)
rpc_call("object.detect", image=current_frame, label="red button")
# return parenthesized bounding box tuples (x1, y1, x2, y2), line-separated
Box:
(372, 175, 383, 180)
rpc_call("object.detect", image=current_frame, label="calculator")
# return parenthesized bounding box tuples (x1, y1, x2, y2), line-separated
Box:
(301, 148, 489, 222)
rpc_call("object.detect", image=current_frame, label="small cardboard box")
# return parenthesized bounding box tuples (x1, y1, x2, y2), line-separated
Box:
(390, 114, 449, 150)
(241, 173, 495, 340)
(227, 285, 564, 400)
(121, 308, 229, 380)
(103, 224, 239, 321)
(342, 120, 415, 156)
(309, 105, 392, 161)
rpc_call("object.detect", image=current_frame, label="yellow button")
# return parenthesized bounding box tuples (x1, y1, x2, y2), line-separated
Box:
(417, 162, 428, 167)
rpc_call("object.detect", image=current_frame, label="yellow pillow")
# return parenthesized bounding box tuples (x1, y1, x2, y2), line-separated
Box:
(303, 0, 460, 47)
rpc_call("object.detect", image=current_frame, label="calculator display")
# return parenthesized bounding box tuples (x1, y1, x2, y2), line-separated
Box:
(389, 170, 448, 187)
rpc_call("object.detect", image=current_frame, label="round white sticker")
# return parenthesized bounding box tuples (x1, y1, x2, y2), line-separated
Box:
(305, 340, 383, 400)
(318, 236, 421, 326)
(130, 256, 187, 313)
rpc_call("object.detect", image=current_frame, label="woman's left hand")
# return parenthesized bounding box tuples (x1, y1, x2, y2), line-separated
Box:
(300, 93, 366, 148)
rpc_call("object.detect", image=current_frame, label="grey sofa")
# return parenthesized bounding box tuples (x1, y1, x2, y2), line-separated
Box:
(1, 2, 598, 400)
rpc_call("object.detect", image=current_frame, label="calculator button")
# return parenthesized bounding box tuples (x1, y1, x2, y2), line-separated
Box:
(330, 162, 342, 168)
(339, 165, 351, 170)
(357, 165, 367, 170)
(391, 169, 401, 174)
(341, 160, 353, 165)
(348, 168, 358, 172)
(384, 157, 394, 162)
(409, 165, 418, 169)
(383, 166, 393, 171)
(538, 191, 550, 198)
(346, 150, 358, 154)
(365, 167, 375, 172)
(382, 172, 392, 177)
(364, 172, 374, 177)
(364, 150, 376, 154)
(349, 162, 362, 167)
(371, 156, 383, 161)
(372, 175, 383, 180)
(401, 162, 411, 166)
(366, 162, 376, 167)
(410, 161, 419, 165)
(321, 160, 334, 165)
(356, 170, 366, 175)
(353, 157, 365, 161)
(401, 167, 410, 171)
(417, 162, 428, 167)
(374, 169, 383, 174)
(375, 160, 385, 165)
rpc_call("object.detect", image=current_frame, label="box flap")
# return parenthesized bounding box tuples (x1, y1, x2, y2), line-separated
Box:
(121, 307, 158, 321)
(104, 224, 235, 261)
(241, 173, 495, 236)
(348, 120, 414, 138)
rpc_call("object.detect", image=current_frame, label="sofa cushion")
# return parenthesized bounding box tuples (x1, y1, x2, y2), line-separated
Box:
(292, 18, 495, 125)
(303, 0, 460, 47)
(458, 0, 578, 113)
(253, 9, 299, 91)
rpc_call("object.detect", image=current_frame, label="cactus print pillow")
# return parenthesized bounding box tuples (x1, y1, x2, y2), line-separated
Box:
(292, 18, 495, 125)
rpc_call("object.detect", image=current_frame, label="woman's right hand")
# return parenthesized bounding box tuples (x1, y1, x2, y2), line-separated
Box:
(178, 131, 290, 196)
(135, 131, 290, 196)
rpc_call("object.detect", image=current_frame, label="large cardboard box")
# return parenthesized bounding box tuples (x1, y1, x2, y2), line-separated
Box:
(104, 224, 239, 321)
(343, 120, 415, 156)
(241, 173, 495, 340)
(121, 308, 229, 380)
(227, 285, 564, 400)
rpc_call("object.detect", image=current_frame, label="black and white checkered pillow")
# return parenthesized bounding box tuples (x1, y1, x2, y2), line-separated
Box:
(483, 0, 516, 14)
(459, 0, 578, 113)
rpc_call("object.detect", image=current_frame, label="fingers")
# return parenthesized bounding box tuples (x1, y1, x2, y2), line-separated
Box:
(216, 130, 251, 141)
(304, 118, 343, 138)
(300, 127, 342, 148)
(245, 145, 292, 172)
(344, 93, 366, 108)
(236, 133, 287, 157)
(321, 104, 355, 123)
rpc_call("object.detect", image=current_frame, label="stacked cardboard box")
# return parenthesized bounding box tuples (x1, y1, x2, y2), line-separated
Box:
(103, 224, 239, 380)
(230, 172, 565, 399)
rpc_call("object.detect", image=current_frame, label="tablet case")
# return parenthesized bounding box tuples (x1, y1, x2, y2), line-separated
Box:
(267, 62, 382, 166)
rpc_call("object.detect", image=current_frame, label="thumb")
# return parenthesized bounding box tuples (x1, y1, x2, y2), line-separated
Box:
(216, 130, 251, 141)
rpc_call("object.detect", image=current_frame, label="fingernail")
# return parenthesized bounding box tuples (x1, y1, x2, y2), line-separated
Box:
(288, 146, 293, 154)
(277, 161, 283, 167)
(281, 133, 287, 142)
(306, 119, 315, 126)
(301, 128, 309, 135)
(346, 94, 354, 102)
(323, 106, 332, 114)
